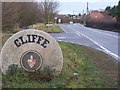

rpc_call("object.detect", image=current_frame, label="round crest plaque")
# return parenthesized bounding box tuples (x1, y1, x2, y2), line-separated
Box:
(20, 50, 42, 72)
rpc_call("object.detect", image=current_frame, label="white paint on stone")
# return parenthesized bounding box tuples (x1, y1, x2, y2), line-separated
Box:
(0, 29, 63, 76)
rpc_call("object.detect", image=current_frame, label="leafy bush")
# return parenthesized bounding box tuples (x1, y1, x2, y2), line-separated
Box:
(7, 64, 23, 76)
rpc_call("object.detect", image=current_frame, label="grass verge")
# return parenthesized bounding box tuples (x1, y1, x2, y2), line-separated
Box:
(30, 23, 63, 33)
(2, 41, 118, 88)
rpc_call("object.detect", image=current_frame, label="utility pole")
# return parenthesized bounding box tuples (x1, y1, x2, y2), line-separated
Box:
(85, 2, 89, 25)
(73, 11, 75, 15)
(87, 2, 89, 15)
(83, 10, 84, 15)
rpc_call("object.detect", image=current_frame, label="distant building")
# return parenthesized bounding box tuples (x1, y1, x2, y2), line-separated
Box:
(80, 10, 117, 29)
(55, 14, 81, 23)
(88, 10, 117, 24)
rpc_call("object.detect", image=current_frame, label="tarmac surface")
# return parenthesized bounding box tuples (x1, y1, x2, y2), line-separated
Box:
(49, 23, 120, 60)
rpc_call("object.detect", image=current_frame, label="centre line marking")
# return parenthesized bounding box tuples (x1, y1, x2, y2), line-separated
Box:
(76, 24, 119, 39)
(75, 32, 81, 37)
(88, 28, 118, 39)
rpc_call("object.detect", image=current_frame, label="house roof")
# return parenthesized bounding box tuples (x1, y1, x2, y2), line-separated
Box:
(88, 11, 117, 22)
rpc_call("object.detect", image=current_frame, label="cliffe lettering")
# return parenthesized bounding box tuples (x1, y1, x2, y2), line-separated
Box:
(14, 34, 50, 48)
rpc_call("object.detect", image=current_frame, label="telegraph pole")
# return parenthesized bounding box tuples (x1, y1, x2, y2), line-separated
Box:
(85, 2, 89, 25)
(87, 2, 89, 15)
(83, 10, 84, 15)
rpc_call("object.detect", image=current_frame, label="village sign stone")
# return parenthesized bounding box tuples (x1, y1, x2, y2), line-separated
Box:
(0, 29, 63, 76)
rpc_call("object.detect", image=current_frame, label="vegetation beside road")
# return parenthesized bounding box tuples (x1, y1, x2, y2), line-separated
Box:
(30, 23, 63, 33)
(1, 23, 63, 47)
(2, 40, 118, 88)
(3, 1, 59, 33)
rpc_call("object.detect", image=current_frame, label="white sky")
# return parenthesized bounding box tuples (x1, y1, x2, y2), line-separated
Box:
(58, 0, 119, 2)
(37, 0, 119, 2)
(58, 0, 119, 14)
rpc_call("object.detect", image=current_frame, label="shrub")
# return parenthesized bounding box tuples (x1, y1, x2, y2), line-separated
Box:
(7, 64, 23, 76)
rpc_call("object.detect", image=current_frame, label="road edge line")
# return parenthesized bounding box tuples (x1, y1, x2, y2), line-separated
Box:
(76, 31, 120, 60)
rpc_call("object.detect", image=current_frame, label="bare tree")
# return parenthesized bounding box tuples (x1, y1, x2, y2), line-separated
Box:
(38, 0, 59, 24)
(2, 1, 59, 33)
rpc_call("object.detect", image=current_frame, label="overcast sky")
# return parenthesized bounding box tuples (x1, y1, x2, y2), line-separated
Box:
(58, 0, 119, 2)
(58, 0, 118, 14)
(37, 0, 119, 15)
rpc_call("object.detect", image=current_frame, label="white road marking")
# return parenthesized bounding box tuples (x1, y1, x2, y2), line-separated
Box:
(87, 28, 118, 39)
(59, 26, 69, 33)
(58, 40, 63, 41)
(76, 31, 120, 60)
(57, 37, 66, 39)
(75, 32, 81, 37)
(76, 24, 119, 39)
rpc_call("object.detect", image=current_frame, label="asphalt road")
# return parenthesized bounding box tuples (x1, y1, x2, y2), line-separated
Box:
(49, 24, 120, 60)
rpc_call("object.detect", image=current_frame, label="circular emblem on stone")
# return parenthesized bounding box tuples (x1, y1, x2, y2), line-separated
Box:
(20, 50, 42, 72)
(1, 29, 63, 76)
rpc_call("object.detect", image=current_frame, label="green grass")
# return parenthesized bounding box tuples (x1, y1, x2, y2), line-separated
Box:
(30, 23, 63, 33)
(2, 42, 118, 88)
